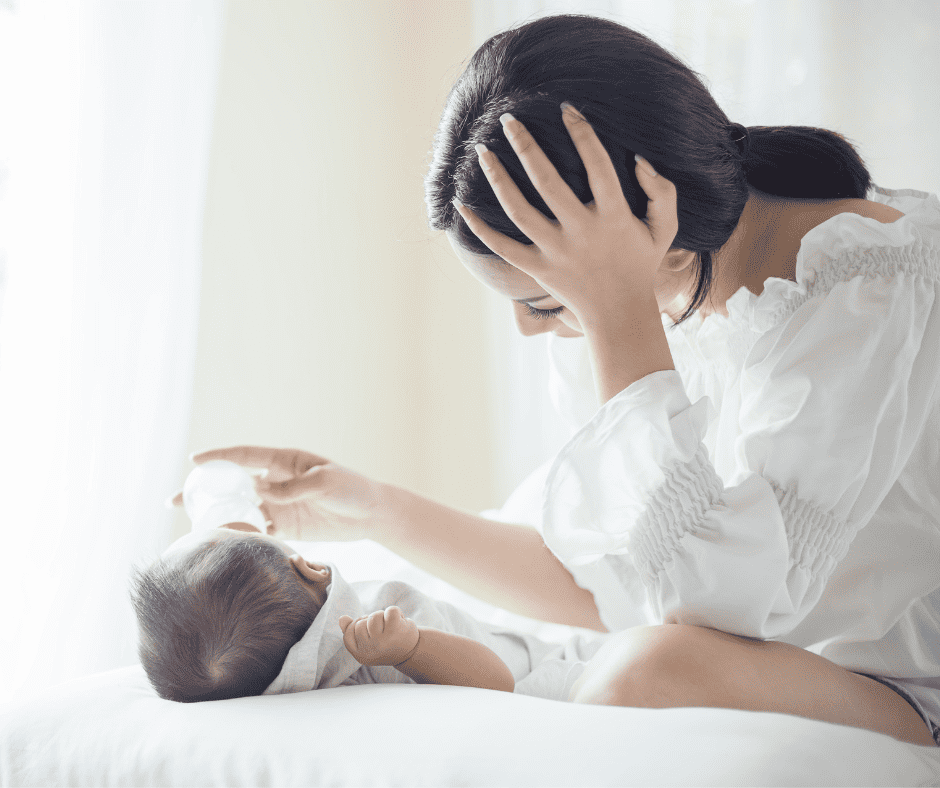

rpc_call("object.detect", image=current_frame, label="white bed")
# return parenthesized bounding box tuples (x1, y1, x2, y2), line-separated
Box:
(2, 541, 939, 787)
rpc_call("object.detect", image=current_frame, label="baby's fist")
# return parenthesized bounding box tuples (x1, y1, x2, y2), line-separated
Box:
(339, 606, 420, 667)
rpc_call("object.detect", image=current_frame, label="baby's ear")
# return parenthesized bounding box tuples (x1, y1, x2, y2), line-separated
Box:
(306, 560, 332, 576)
(288, 554, 331, 584)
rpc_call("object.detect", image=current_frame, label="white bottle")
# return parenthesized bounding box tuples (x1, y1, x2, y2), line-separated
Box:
(183, 459, 268, 533)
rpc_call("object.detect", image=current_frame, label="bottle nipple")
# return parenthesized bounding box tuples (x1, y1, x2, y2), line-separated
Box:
(182, 459, 268, 533)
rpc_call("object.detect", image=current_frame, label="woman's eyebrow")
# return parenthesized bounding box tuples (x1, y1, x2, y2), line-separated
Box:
(513, 294, 552, 304)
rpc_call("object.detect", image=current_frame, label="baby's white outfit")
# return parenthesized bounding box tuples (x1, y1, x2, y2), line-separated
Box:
(482, 185, 940, 736)
(263, 563, 603, 701)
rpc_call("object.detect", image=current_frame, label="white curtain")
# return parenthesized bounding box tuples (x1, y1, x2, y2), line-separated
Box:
(0, 0, 224, 703)
(473, 0, 940, 503)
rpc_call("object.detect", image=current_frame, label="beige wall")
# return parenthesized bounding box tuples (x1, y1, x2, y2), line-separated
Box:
(174, 0, 492, 538)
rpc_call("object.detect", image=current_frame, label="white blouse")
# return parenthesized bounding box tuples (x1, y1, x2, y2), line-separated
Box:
(483, 184, 940, 723)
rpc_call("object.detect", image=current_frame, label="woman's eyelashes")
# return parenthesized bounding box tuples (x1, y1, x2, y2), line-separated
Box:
(521, 302, 564, 320)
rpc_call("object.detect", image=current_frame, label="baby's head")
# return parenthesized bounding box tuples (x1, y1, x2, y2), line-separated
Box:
(129, 524, 331, 702)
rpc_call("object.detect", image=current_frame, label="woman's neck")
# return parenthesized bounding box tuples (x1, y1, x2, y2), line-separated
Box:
(701, 189, 839, 318)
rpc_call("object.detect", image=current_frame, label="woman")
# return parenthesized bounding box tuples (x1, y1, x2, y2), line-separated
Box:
(174, 15, 940, 746)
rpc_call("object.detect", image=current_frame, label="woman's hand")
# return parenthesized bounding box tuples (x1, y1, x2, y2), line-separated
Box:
(168, 446, 390, 542)
(453, 103, 679, 332)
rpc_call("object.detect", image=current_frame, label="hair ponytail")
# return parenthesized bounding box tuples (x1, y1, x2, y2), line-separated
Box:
(425, 13, 872, 327)
(743, 125, 871, 200)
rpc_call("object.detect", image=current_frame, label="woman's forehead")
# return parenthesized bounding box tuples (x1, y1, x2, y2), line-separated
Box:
(446, 232, 546, 300)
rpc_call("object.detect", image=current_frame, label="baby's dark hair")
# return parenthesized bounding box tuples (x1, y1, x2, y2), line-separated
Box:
(129, 536, 320, 702)
(425, 13, 872, 327)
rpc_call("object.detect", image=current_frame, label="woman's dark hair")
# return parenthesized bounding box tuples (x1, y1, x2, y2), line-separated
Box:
(425, 13, 871, 326)
(129, 536, 320, 702)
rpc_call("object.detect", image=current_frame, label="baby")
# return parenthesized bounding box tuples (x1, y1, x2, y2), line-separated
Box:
(130, 522, 598, 703)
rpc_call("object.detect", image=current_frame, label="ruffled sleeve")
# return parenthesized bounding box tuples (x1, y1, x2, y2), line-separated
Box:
(541, 194, 940, 637)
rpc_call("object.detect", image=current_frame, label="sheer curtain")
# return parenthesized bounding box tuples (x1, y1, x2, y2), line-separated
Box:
(473, 0, 940, 504)
(0, 0, 224, 703)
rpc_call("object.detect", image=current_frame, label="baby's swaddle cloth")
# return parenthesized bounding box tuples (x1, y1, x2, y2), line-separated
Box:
(263, 564, 606, 701)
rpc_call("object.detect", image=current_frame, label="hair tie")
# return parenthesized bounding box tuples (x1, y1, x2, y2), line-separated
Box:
(729, 123, 750, 158)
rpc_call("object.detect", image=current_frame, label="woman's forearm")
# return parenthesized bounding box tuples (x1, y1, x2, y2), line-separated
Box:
(376, 484, 607, 632)
(583, 289, 675, 405)
(394, 627, 514, 692)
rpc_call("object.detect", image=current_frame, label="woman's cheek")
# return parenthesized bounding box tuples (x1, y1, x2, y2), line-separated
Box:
(556, 314, 583, 337)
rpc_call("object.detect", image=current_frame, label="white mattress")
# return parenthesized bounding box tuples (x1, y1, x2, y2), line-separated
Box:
(1, 664, 939, 787)
(2, 540, 938, 786)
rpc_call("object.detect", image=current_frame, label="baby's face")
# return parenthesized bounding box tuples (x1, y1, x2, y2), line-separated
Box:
(162, 523, 332, 606)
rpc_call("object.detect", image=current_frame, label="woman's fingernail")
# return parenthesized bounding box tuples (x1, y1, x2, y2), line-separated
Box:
(452, 197, 464, 209)
(635, 154, 658, 177)
(474, 143, 490, 169)
(499, 112, 520, 138)
(561, 101, 585, 120)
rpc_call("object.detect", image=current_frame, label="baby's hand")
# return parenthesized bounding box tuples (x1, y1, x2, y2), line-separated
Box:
(338, 607, 420, 667)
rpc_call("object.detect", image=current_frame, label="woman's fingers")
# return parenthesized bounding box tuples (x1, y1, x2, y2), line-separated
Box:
(499, 113, 584, 221)
(475, 143, 554, 239)
(165, 445, 286, 507)
(190, 445, 280, 469)
(256, 465, 327, 503)
(191, 445, 329, 473)
(560, 102, 625, 214)
(190, 445, 337, 491)
(452, 199, 538, 269)
(454, 144, 554, 270)
(634, 157, 680, 249)
(192, 446, 280, 472)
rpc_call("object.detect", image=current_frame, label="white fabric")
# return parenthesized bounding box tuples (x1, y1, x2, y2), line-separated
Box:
(3, 664, 939, 787)
(496, 185, 940, 726)
(264, 564, 603, 702)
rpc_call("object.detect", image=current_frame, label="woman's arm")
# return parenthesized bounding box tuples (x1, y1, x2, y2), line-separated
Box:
(394, 627, 514, 692)
(376, 484, 607, 632)
(175, 446, 606, 632)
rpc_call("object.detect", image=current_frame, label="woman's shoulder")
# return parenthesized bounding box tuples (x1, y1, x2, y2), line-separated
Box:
(831, 198, 905, 225)
(797, 186, 940, 284)
(756, 197, 906, 293)
(664, 187, 940, 366)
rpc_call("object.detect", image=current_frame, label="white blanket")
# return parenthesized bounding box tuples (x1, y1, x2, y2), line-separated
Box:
(264, 563, 605, 701)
